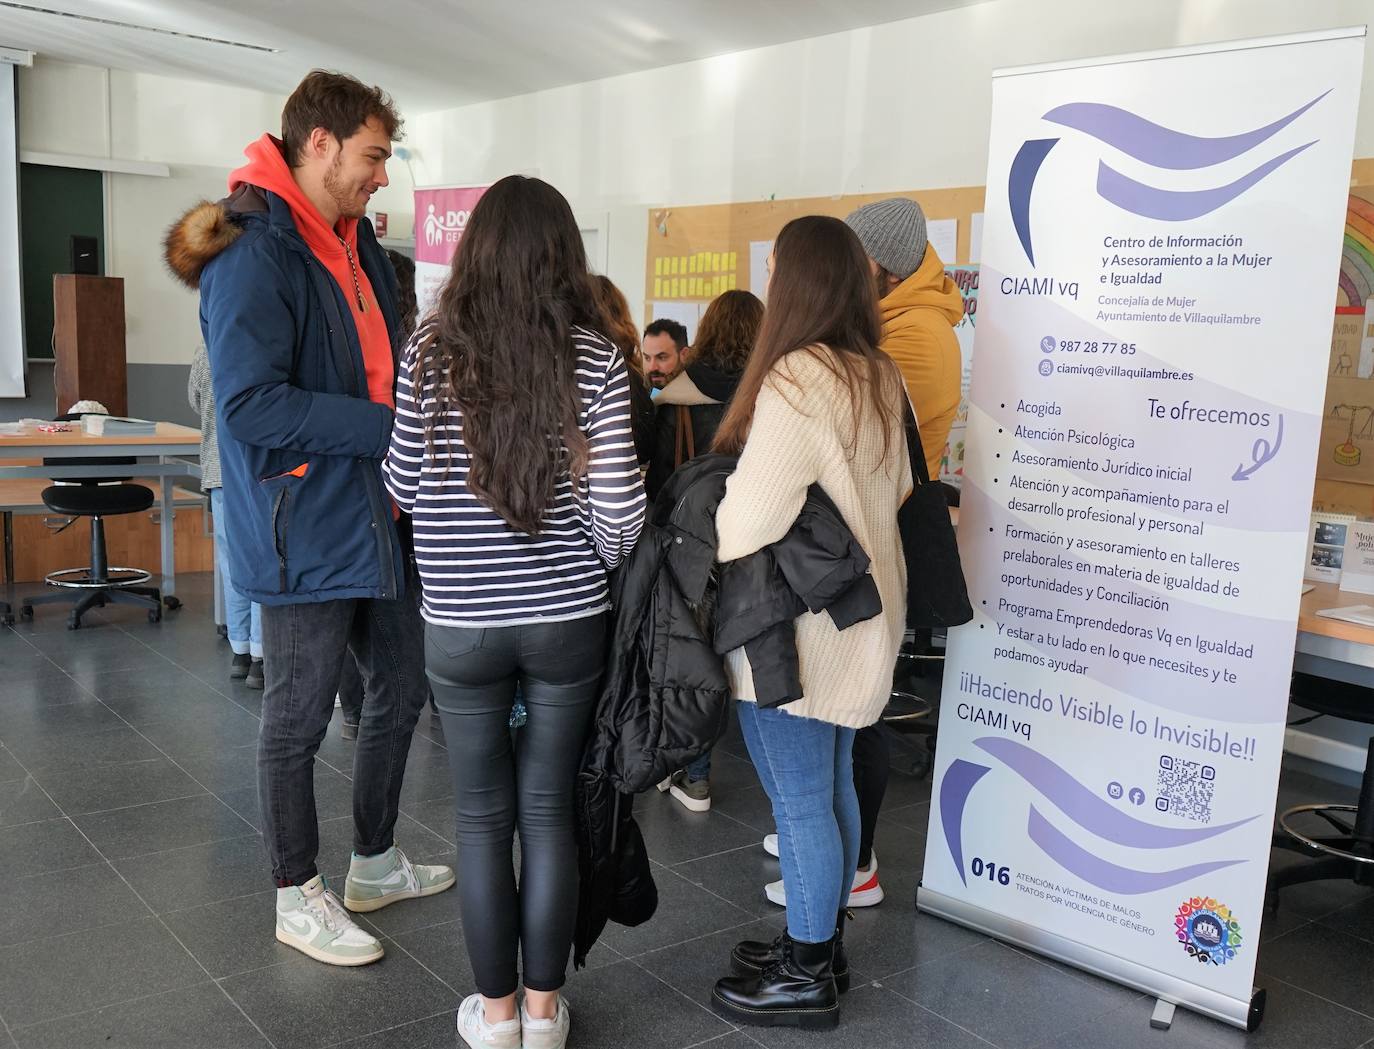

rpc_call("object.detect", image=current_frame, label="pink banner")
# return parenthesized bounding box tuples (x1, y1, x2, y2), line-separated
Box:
(414, 185, 488, 318)
(414, 185, 488, 265)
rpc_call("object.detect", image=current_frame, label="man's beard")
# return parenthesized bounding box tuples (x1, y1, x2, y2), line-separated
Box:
(648, 372, 668, 389)
(324, 156, 367, 219)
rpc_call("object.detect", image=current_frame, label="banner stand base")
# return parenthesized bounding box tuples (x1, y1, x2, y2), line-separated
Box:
(1150, 1000, 1176, 1030)
(916, 885, 1268, 1032)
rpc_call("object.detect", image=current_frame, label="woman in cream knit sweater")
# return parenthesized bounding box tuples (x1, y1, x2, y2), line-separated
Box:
(709, 216, 910, 1032)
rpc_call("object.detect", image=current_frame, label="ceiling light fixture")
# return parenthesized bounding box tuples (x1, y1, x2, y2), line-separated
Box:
(0, 1, 281, 52)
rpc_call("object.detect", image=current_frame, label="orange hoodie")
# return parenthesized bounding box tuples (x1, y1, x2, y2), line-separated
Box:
(879, 244, 965, 478)
(229, 134, 394, 411)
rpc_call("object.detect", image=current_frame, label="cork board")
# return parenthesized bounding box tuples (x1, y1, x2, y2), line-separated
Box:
(643, 185, 985, 323)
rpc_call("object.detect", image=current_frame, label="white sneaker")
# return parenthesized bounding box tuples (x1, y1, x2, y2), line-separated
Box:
(521, 997, 570, 1049)
(763, 833, 779, 858)
(456, 993, 521, 1049)
(275, 875, 384, 966)
(343, 845, 455, 912)
(764, 851, 885, 908)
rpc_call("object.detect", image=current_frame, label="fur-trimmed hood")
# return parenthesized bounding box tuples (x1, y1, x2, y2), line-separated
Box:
(163, 184, 267, 289)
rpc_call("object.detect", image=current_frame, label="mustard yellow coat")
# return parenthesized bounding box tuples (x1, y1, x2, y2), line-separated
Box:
(879, 245, 965, 478)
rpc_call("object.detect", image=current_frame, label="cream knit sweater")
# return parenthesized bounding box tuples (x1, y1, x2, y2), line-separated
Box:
(716, 346, 911, 729)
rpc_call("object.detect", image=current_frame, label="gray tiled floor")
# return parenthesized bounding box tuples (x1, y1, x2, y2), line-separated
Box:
(1, 573, 1372, 1048)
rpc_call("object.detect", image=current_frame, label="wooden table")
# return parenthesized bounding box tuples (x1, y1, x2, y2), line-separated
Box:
(0, 423, 202, 598)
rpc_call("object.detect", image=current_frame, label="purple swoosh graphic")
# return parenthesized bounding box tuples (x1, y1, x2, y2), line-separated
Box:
(1097, 141, 1315, 221)
(1028, 807, 1246, 895)
(974, 737, 1258, 847)
(940, 759, 992, 885)
(1009, 138, 1058, 266)
(1043, 93, 1329, 170)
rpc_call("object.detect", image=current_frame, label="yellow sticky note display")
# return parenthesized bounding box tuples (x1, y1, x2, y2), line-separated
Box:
(711, 252, 721, 272)
(728, 251, 738, 271)
(654, 278, 663, 297)
(728, 273, 738, 290)
(655, 258, 664, 277)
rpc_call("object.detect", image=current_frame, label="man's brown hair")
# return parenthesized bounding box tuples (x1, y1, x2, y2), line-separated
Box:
(281, 70, 403, 167)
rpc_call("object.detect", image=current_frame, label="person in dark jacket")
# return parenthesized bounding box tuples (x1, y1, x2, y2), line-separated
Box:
(574, 453, 880, 967)
(590, 275, 656, 465)
(642, 317, 688, 388)
(645, 289, 762, 501)
(163, 71, 452, 968)
(647, 289, 762, 812)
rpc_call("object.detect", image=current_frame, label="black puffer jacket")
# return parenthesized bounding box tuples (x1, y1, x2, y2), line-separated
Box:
(572, 454, 881, 965)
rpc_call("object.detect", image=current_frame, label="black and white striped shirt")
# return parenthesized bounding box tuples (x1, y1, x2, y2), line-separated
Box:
(384, 325, 647, 627)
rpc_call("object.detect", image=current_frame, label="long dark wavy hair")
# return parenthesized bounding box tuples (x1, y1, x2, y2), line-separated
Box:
(414, 175, 598, 534)
(589, 274, 646, 380)
(713, 216, 898, 460)
(691, 289, 763, 374)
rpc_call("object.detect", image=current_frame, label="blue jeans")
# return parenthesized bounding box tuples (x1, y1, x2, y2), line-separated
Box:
(210, 488, 261, 658)
(686, 749, 712, 782)
(738, 702, 859, 943)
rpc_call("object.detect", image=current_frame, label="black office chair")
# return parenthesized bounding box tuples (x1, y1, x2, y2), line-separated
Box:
(18, 415, 162, 630)
(883, 631, 944, 779)
(1267, 671, 1374, 905)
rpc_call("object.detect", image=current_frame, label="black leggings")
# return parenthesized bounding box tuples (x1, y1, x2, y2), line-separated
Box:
(852, 725, 890, 870)
(425, 614, 606, 998)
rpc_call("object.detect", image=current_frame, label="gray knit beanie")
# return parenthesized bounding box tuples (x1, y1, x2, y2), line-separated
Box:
(844, 198, 928, 281)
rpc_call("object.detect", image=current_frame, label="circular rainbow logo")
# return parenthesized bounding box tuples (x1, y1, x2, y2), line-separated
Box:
(1175, 896, 1243, 966)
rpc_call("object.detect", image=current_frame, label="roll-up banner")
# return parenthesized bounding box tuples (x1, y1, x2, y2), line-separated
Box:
(919, 28, 1365, 1031)
(413, 184, 489, 320)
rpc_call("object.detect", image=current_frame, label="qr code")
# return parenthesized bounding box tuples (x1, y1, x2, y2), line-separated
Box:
(1155, 755, 1215, 824)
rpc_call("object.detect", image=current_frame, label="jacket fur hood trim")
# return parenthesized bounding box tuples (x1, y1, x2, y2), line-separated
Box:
(163, 185, 269, 289)
(163, 201, 238, 289)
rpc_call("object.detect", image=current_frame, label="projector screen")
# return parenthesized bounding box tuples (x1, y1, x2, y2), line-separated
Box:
(0, 62, 23, 397)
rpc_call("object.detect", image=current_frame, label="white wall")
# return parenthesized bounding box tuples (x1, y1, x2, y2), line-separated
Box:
(407, 0, 1374, 325)
(16, 59, 414, 367)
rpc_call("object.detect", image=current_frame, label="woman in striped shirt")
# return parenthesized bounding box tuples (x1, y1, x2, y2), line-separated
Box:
(383, 175, 646, 1049)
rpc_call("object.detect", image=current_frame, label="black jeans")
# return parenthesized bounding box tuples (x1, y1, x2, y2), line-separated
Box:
(257, 564, 428, 885)
(426, 614, 606, 998)
(852, 725, 890, 870)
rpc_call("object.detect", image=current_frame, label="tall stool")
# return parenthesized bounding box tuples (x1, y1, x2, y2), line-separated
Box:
(1267, 672, 1374, 906)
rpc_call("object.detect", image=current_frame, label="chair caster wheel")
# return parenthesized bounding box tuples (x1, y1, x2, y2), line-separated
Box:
(148, 608, 163, 624)
(67, 615, 81, 630)
(20, 605, 32, 619)
(163, 596, 182, 611)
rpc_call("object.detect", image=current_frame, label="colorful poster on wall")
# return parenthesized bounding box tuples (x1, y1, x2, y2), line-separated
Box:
(919, 28, 1364, 1031)
(941, 264, 979, 481)
(414, 184, 488, 319)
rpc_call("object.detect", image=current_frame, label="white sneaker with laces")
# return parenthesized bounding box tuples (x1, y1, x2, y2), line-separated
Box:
(521, 997, 571, 1049)
(343, 845, 455, 912)
(764, 850, 885, 908)
(455, 993, 521, 1049)
(275, 875, 383, 966)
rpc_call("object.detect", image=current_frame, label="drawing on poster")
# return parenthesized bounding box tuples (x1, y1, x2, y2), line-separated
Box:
(1319, 310, 1374, 480)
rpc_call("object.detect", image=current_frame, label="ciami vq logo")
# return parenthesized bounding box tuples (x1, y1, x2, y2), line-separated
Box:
(1008, 93, 1331, 266)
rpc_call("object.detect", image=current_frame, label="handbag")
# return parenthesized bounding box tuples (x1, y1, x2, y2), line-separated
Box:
(898, 397, 974, 628)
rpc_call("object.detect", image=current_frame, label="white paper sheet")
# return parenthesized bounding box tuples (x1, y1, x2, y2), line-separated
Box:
(649, 301, 703, 343)
(749, 240, 773, 300)
(926, 218, 957, 266)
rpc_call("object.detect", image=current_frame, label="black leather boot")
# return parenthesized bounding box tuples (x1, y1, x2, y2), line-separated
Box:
(712, 934, 840, 1029)
(730, 909, 851, 992)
